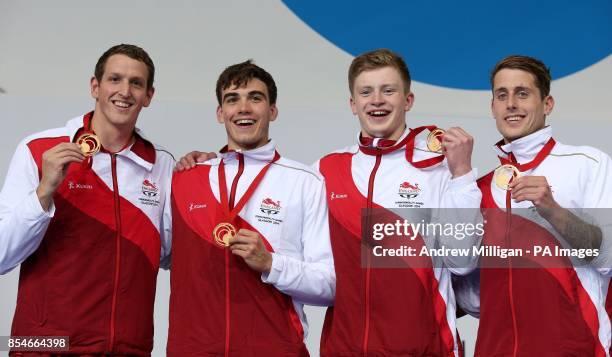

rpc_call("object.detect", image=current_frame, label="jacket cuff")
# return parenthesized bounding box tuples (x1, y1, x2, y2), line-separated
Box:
(448, 169, 478, 192)
(261, 252, 283, 284)
(27, 190, 55, 219)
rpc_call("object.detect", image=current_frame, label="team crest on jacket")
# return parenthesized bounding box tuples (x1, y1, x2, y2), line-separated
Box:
(398, 181, 420, 198)
(396, 181, 424, 208)
(139, 179, 161, 207)
(260, 198, 281, 215)
(142, 179, 159, 197)
(256, 197, 283, 225)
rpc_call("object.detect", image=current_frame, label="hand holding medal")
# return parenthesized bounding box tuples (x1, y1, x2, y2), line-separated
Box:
(36, 142, 85, 211)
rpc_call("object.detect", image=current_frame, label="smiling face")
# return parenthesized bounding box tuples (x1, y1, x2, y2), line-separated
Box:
(217, 78, 277, 151)
(90, 54, 154, 131)
(492, 68, 554, 143)
(350, 66, 414, 141)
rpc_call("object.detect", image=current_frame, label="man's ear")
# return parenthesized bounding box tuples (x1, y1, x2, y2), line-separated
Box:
(216, 106, 224, 124)
(543, 95, 555, 116)
(90, 76, 99, 100)
(269, 104, 278, 122)
(143, 86, 155, 108)
(350, 96, 357, 115)
(404, 91, 415, 112)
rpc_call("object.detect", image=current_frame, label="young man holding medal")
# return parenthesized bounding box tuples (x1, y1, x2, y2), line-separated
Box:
(314, 49, 481, 356)
(0, 44, 173, 355)
(459, 55, 612, 355)
(167, 60, 335, 356)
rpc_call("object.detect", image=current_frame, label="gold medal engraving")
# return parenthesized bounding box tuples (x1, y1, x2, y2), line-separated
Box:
(76, 133, 101, 157)
(494, 164, 521, 190)
(426, 128, 445, 153)
(213, 222, 236, 247)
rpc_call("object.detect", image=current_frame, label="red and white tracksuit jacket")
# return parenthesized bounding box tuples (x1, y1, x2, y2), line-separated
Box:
(315, 127, 482, 357)
(168, 140, 335, 356)
(471, 126, 612, 356)
(0, 113, 173, 356)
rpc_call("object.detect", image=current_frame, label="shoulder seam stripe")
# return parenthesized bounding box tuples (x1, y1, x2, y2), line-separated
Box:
(272, 162, 322, 182)
(549, 153, 598, 163)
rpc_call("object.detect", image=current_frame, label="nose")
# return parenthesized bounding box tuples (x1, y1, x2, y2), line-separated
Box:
(371, 90, 385, 106)
(506, 94, 517, 110)
(118, 80, 130, 97)
(238, 98, 251, 113)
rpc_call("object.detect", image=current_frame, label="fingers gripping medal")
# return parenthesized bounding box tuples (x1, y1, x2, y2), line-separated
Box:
(426, 128, 445, 153)
(493, 164, 521, 190)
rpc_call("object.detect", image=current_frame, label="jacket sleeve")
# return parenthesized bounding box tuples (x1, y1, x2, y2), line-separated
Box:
(583, 151, 612, 276)
(435, 168, 483, 276)
(159, 159, 174, 270)
(0, 140, 54, 275)
(262, 174, 336, 306)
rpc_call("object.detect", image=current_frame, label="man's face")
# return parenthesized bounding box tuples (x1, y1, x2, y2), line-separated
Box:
(350, 66, 414, 141)
(90, 54, 154, 129)
(217, 78, 277, 151)
(491, 68, 554, 143)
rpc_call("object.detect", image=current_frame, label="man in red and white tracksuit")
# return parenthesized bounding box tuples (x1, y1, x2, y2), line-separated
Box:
(0, 45, 173, 356)
(167, 61, 335, 356)
(465, 55, 612, 356)
(315, 49, 482, 356)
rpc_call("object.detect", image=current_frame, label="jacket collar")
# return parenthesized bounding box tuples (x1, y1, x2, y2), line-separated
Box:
(219, 139, 278, 163)
(66, 111, 156, 171)
(494, 126, 553, 165)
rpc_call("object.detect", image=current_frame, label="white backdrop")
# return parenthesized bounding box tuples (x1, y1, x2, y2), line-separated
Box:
(1, 1, 610, 356)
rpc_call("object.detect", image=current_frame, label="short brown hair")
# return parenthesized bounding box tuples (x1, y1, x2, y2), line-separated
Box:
(216, 60, 277, 105)
(348, 48, 411, 95)
(94, 44, 155, 90)
(490, 55, 551, 99)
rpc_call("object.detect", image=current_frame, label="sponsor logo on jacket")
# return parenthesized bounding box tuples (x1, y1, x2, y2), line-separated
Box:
(330, 192, 348, 200)
(67, 181, 93, 190)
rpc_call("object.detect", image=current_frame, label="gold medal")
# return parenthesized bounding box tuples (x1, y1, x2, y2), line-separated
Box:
(213, 222, 236, 247)
(76, 133, 101, 157)
(426, 128, 445, 152)
(493, 164, 521, 190)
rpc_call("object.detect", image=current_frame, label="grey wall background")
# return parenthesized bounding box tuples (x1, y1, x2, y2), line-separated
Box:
(1, 1, 610, 356)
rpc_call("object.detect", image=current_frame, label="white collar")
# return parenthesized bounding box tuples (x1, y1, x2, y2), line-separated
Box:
(494, 126, 553, 164)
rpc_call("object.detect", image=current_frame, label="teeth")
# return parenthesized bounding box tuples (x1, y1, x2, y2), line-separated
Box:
(506, 115, 522, 122)
(236, 119, 255, 125)
(113, 101, 131, 108)
(369, 111, 389, 116)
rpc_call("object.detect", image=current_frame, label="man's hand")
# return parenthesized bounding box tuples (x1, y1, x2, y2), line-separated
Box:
(509, 175, 560, 213)
(442, 127, 473, 178)
(36, 143, 84, 211)
(510, 175, 602, 253)
(229, 229, 273, 273)
(174, 151, 217, 171)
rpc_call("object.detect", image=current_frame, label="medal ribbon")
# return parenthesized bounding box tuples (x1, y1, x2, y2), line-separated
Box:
(405, 125, 446, 168)
(75, 112, 134, 169)
(497, 138, 556, 171)
(217, 151, 281, 224)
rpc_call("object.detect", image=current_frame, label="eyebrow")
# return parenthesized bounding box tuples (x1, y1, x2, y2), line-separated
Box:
(248, 90, 267, 98)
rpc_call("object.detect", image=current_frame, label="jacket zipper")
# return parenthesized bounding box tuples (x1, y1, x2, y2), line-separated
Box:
(225, 153, 245, 357)
(505, 190, 518, 357)
(109, 153, 121, 353)
(363, 153, 382, 356)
